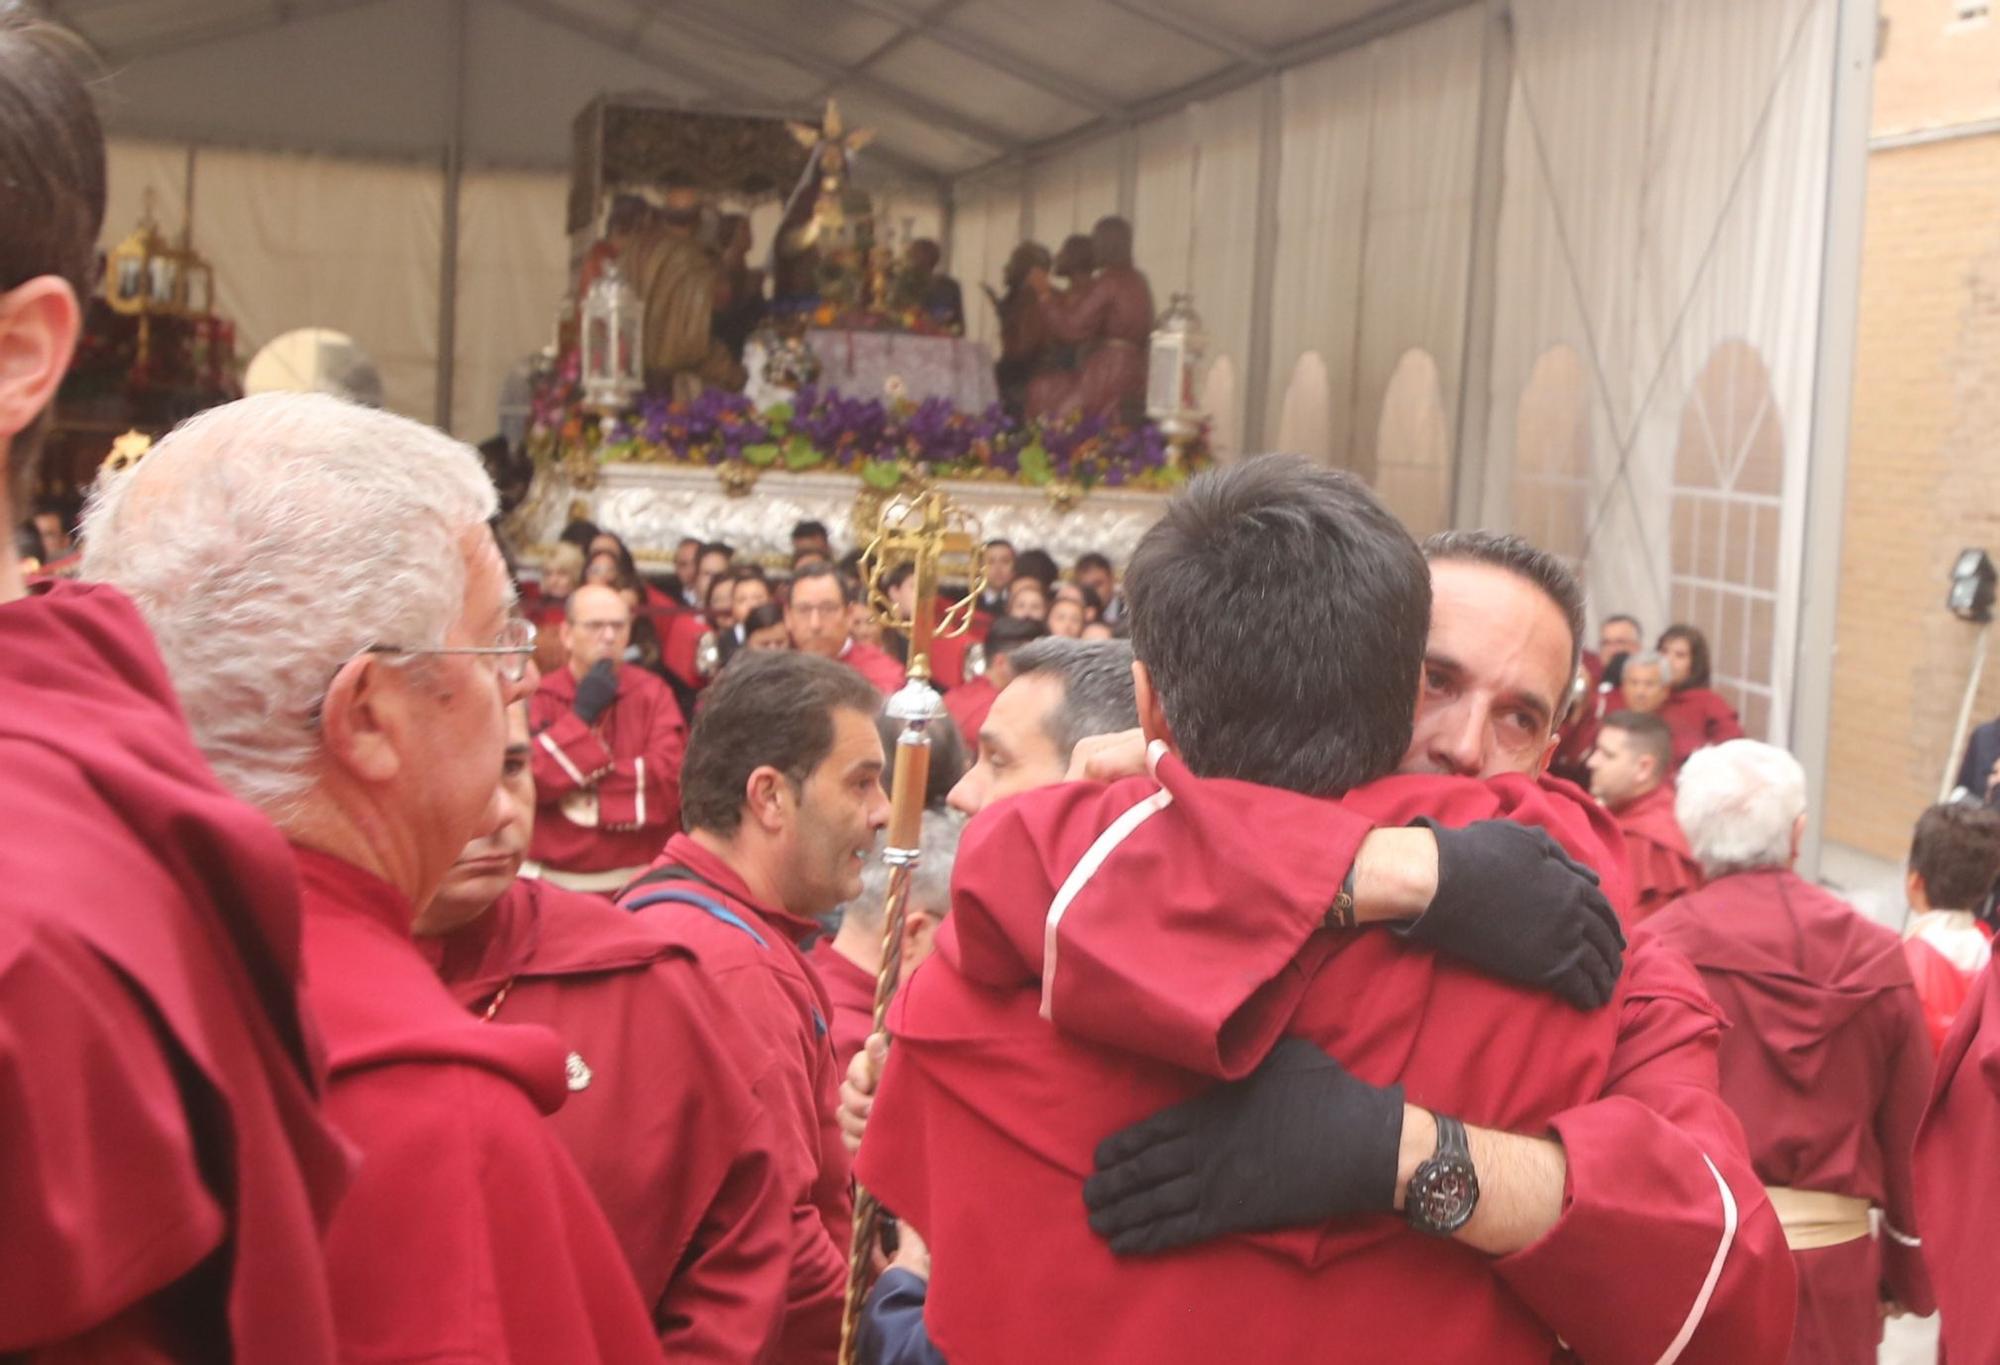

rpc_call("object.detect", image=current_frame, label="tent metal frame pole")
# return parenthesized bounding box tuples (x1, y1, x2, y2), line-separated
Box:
(1792, 0, 1879, 879)
(1450, 0, 1513, 528)
(434, 0, 467, 434)
(1242, 74, 1283, 455)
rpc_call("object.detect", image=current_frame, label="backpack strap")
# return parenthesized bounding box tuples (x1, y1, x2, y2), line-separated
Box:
(623, 886, 770, 950)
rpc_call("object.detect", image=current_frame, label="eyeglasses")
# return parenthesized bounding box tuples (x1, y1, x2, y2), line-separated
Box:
(365, 618, 539, 683)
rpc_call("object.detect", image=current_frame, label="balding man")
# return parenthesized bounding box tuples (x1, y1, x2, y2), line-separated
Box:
(528, 581, 688, 894)
(83, 392, 660, 1359)
(1588, 709, 1702, 923)
(1649, 742, 1932, 1364)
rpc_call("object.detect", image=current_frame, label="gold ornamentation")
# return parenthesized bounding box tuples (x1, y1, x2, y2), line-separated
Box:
(99, 429, 154, 477)
(717, 460, 760, 498)
(1045, 479, 1082, 514)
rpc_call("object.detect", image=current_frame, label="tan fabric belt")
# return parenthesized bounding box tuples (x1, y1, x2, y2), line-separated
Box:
(1764, 1186, 1871, 1250)
(520, 861, 647, 896)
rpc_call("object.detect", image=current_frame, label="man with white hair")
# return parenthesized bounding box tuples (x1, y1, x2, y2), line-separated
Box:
(1646, 741, 1932, 1365)
(83, 391, 661, 1361)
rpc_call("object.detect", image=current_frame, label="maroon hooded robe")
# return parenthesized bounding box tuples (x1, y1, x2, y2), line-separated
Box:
(0, 582, 350, 1361)
(529, 661, 687, 877)
(861, 752, 1793, 1364)
(426, 878, 796, 1360)
(809, 935, 881, 1079)
(1611, 783, 1704, 923)
(861, 754, 1676, 1363)
(295, 847, 663, 1362)
(1645, 870, 1934, 1365)
(617, 833, 855, 1365)
(1661, 688, 1745, 771)
(1914, 958, 2000, 1363)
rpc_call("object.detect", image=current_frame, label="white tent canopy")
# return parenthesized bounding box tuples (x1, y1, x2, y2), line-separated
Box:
(68, 0, 1875, 870)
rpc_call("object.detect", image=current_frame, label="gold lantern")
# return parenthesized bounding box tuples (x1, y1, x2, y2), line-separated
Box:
(102, 191, 216, 365)
(579, 259, 643, 413)
(1146, 290, 1208, 453)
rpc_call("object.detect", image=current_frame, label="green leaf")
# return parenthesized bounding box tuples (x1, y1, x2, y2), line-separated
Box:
(1018, 440, 1052, 486)
(762, 402, 793, 437)
(860, 458, 903, 491)
(783, 436, 823, 470)
(743, 442, 779, 468)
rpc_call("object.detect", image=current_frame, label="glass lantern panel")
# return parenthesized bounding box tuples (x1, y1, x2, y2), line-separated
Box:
(1147, 337, 1185, 416)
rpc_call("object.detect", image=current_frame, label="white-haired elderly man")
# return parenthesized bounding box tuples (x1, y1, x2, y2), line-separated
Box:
(82, 392, 662, 1362)
(1644, 740, 1933, 1365)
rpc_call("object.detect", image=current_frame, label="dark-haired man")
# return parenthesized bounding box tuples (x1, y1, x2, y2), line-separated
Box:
(943, 616, 1046, 750)
(793, 519, 833, 560)
(1074, 530, 1792, 1363)
(1588, 709, 1702, 923)
(0, 13, 353, 1358)
(858, 460, 1641, 1362)
(617, 652, 889, 1363)
(1901, 800, 2000, 1052)
(788, 560, 906, 695)
(975, 538, 1014, 615)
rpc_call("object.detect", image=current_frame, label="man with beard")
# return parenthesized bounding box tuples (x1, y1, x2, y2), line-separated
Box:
(616, 652, 890, 1363)
(855, 463, 1650, 1362)
(1070, 530, 1792, 1363)
(421, 704, 795, 1359)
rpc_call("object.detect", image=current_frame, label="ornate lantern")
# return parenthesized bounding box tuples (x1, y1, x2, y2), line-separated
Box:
(1146, 291, 1208, 451)
(579, 259, 643, 412)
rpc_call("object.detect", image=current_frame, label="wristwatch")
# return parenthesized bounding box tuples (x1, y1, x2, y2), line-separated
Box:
(1405, 1113, 1479, 1236)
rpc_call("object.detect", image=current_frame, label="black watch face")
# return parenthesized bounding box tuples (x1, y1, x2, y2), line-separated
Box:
(1411, 1156, 1479, 1234)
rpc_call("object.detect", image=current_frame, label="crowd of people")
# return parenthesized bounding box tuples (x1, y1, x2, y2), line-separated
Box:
(12, 9, 2000, 1365)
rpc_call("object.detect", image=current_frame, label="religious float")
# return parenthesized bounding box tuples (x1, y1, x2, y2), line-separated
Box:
(521, 98, 1211, 566)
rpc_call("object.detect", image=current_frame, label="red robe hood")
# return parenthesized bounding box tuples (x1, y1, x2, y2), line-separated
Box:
(1648, 869, 1911, 1090)
(0, 582, 351, 1353)
(422, 875, 696, 1006)
(296, 848, 572, 1115)
(941, 745, 1633, 1079)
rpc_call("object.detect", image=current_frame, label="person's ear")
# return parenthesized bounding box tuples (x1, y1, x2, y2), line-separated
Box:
(0, 278, 82, 443)
(1789, 812, 1808, 868)
(319, 656, 406, 785)
(744, 765, 793, 835)
(901, 908, 939, 973)
(1133, 660, 1176, 751)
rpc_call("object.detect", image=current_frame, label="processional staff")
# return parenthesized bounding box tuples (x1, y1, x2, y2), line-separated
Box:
(837, 484, 984, 1365)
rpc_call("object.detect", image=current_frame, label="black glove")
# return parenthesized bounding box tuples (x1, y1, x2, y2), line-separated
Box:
(572, 659, 618, 725)
(1402, 817, 1624, 1010)
(1083, 1038, 1404, 1256)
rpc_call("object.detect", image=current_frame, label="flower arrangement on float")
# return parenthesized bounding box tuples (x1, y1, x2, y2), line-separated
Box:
(527, 351, 1208, 496)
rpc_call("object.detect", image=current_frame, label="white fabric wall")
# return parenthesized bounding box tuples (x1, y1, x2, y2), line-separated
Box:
(1027, 138, 1122, 246)
(453, 169, 571, 441)
(947, 178, 1026, 353)
(1262, 4, 1483, 518)
(1122, 86, 1263, 458)
(1481, 0, 1839, 741)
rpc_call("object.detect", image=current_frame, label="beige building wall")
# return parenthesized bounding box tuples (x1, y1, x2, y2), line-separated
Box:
(1826, 0, 2000, 859)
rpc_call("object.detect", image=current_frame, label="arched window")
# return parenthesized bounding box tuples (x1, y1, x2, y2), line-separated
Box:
(1375, 348, 1452, 538)
(1275, 350, 1333, 465)
(1670, 340, 1783, 738)
(1510, 345, 1591, 564)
